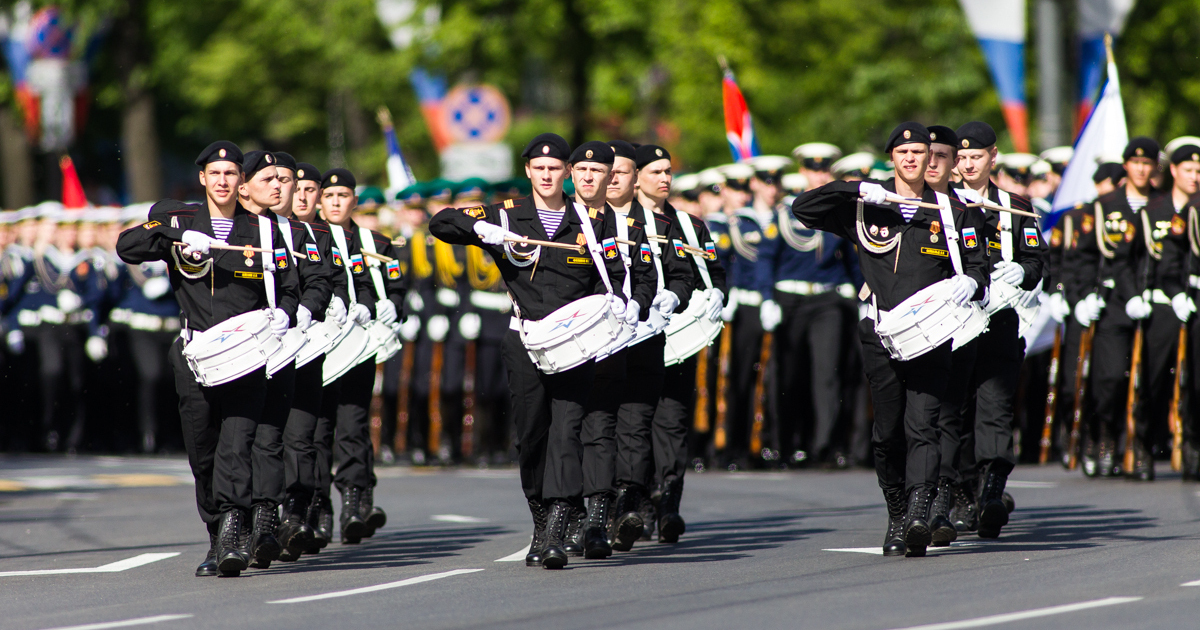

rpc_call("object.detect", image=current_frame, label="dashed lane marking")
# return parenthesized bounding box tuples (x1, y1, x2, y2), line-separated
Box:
(266, 568, 484, 604)
(496, 543, 531, 562)
(431, 514, 489, 523)
(0, 552, 180, 577)
(34, 614, 193, 630)
(1180, 578, 1200, 587)
(1005, 480, 1058, 488)
(881, 596, 1141, 630)
(0, 474, 191, 492)
(824, 542, 982, 555)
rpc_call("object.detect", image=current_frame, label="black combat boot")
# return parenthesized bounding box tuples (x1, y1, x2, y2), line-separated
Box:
(583, 494, 613, 559)
(950, 478, 978, 532)
(976, 469, 1010, 539)
(930, 477, 957, 547)
(1184, 442, 1200, 481)
(562, 499, 586, 557)
(639, 486, 658, 541)
(306, 493, 333, 552)
(196, 532, 219, 577)
(1128, 440, 1154, 482)
(1081, 432, 1099, 477)
(360, 486, 387, 537)
(1002, 492, 1015, 513)
(882, 486, 907, 557)
(248, 502, 281, 568)
(525, 498, 548, 567)
(1098, 428, 1118, 477)
(277, 493, 313, 562)
(216, 509, 249, 576)
(903, 486, 933, 557)
(657, 478, 686, 544)
(611, 486, 645, 552)
(340, 486, 368, 544)
(541, 500, 570, 570)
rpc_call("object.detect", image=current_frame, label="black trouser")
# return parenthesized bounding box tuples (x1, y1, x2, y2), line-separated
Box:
(1087, 308, 1134, 442)
(724, 303, 762, 461)
(1134, 304, 1180, 449)
(284, 357, 323, 496)
(441, 334, 467, 460)
(938, 339, 977, 483)
(502, 329, 593, 501)
(654, 353, 696, 486)
(1186, 313, 1200, 445)
(252, 363, 295, 505)
(406, 333, 433, 454)
(128, 329, 176, 450)
(379, 350, 402, 451)
(475, 310, 512, 458)
(1054, 318, 1085, 453)
(169, 338, 265, 524)
(582, 351, 624, 497)
(31, 323, 86, 450)
(771, 291, 845, 461)
(314, 360, 376, 497)
(858, 318, 947, 494)
(961, 310, 1023, 478)
(617, 335, 666, 488)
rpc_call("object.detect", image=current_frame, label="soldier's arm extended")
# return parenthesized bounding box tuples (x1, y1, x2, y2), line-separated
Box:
(116, 201, 192, 264)
(790, 180, 861, 241)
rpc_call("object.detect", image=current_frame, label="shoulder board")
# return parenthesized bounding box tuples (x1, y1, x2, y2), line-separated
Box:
(503, 199, 515, 209)
(588, 207, 599, 219)
(149, 199, 199, 219)
(626, 216, 636, 226)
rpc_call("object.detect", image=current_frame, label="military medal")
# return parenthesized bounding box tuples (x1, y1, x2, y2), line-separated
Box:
(880, 227, 889, 238)
(244, 249, 255, 267)
(930, 220, 940, 243)
(192, 251, 201, 261)
(869, 225, 879, 236)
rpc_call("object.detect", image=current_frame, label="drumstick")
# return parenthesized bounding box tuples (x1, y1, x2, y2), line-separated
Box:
(173, 242, 272, 254)
(860, 193, 1041, 218)
(646, 235, 714, 259)
(361, 250, 395, 263)
(964, 201, 1040, 218)
(502, 235, 586, 254)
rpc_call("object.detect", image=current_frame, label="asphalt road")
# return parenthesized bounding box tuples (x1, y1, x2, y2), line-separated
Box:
(2, 455, 1200, 630)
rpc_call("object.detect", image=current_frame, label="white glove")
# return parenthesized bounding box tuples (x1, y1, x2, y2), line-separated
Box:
(327, 297, 348, 327)
(1125, 296, 1152, 320)
(949, 275, 978, 306)
(295, 305, 313, 332)
(142, 276, 171, 300)
(459, 312, 482, 340)
(473, 221, 518, 246)
(992, 261, 1025, 287)
(269, 308, 290, 336)
(6, 329, 23, 354)
(858, 302, 871, 320)
(956, 187, 984, 204)
(705, 290, 724, 322)
(652, 290, 680, 317)
(1019, 280, 1043, 309)
(1074, 294, 1099, 326)
(407, 292, 424, 313)
(859, 182, 888, 205)
(180, 230, 218, 256)
(1048, 292, 1071, 323)
(57, 290, 83, 313)
(760, 299, 782, 332)
(350, 302, 371, 326)
(376, 300, 398, 326)
(624, 300, 641, 326)
(399, 315, 420, 341)
(1172, 292, 1196, 323)
(608, 294, 626, 318)
(721, 300, 737, 322)
(85, 336, 107, 362)
(427, 314, 450, 342)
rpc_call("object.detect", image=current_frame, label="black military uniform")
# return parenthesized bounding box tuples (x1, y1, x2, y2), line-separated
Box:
(1045, 203, 1089, 465)
(116, 140, 301, 577)
(429, 133, 627, 569)
(792, 123, 988, 557)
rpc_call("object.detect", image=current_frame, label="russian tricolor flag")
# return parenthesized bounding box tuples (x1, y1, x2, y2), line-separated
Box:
(722, 61, 760, 162)
(959, 0, 1028, 153)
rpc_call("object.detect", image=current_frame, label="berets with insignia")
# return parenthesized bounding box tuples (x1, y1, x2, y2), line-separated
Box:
(195, 141, 243, 168)
(358, 186, 386, 206)
(791, 142, 843, 171)
(456, 177, 489, 202)
(322, 167, 356, 190)
(522, 133, 571, 161)
(295, 162, 321, 183)
(955, 122, 996, 150)
(831, 152, 877, 179)
(427, 179, 454, 201)
(242, 150, 277, 179)
(570, 141, 615, 165)
(885, 122, 930, 152)
(635, 144, 670, 169)
(927, 125, 958, 148)
(1093, 162, 1126, 185)
(396, 183, 427, 206)
(1123, 136, 1160, 161)
(718, 162, 755, 191)
(273, 151, 298, 173)
(609, 140, 637, 162)
(1170, 144, 1200, 165)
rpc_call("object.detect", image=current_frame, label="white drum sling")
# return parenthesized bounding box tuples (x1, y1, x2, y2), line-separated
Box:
(262, 215, 303, 374)
(663, 209, 722, 365)
(358, 227, 402, 364)
(323, 225, 371, 385)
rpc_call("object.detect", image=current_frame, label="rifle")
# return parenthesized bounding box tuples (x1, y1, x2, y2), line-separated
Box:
(749, 332, 772, 457)
(369, 364, 384, 455)
(462, 337, 477, 460)
(1171, 323, 1188, 471)
(1123, 324, 1145, 474)
(694, 346, 710, 433)
(1039, 324, 1063, 464)
(393, 341, 414, 454)
(429, 336, 444, 459)
(713, 325, 732, 450)
(1067, 323, 1096, 470)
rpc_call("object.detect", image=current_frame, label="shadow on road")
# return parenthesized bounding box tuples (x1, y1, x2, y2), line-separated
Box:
(254, 525, 513, 574)
(932, 503, 1171, 555)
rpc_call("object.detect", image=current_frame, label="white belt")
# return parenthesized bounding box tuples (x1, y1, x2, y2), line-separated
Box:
(774, 280, 855, 297)
(470, 291, 512, 312)
(1190, 275, 1200, 289)
(436, 287, 461, 308)
(19, 306, 71, 326)
(111, 308, 181, 332)
(864, 302, 878, 321)
(730, 288, 763, 307)
(509, 316, 523, 332)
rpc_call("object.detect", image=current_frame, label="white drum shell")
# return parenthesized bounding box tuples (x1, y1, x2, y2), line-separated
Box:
(951, 303, 989, 350)
(362, 320, 402, 364)
(522, 295, 622, 374)
(984, 279, 1023, 316)
(267, 328, 306, 375)
(876, 279, 985, 361)
(295, 319, 340, 368)
(663, 288, 723, 366)
(182, 311, 276, 386)
(322, 322, 370, 385)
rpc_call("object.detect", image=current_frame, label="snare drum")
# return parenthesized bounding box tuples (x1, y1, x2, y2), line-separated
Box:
(266, 327, 306, 375)
(295, 319, 340, 368)
(663, 288, 723, 366)
(322, 322, 370, 385)
(361, 320, 402, 364)
(875, 278, 986, 361)
(984, 279, 1023, 316)
(182, 310, 278, 386)
(520, 294, 623, 373)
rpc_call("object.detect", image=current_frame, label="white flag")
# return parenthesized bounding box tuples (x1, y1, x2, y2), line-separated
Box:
(1051, 53, 1128, 213)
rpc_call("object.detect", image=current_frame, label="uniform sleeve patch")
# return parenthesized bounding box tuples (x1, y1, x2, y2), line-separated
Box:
(386, 259, 401, 279)
(1050, 228, 1062, 247)
(962, 227, 978, 249)
(274, 249, 289, 269)
(1172, 214, 1186, 235)
(305, 242, 321, 262)
(672, 239, 687, 258)
(142, 221, 161, 230)
(705, 241, 716, 258)
(332, 250, 343, 267)
(463, 206, 486, 219)
(1023, 227, 1040, 247)
(602, 237, 617, 259)
(350, 253, 365, 273)
(640, 242, 652, 263)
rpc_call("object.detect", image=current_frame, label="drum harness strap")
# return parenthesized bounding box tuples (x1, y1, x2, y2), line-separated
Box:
(674, 209, 714, 290)
(616, 210, 633, 299)
(358, 227, 390, 305)
(640, 205, 667, 297)
(329, 224, 360, 313)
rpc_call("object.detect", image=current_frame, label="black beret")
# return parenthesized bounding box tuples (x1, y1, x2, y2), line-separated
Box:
(521, 133, 571, 161)
(885, 122, 930, 153)
(1123, 136, 1160, 161)
(1093, 162, 1126, 184)
(1171, 144, 1200, 165)
(927, 125, 958, 148)
(569, 141, 615, 165)
(242, 150, 278, 180)
(195, 141, 243, 168)
(635, 144, 671, 169)
(955, 122, 996, 150)
(273, 152, 297, 173)
(609, 140, 637, 161)
(322, 167, 356, 190)
(294, 163, 321, 183)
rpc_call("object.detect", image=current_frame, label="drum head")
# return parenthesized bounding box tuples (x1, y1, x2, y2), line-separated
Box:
(523, 295, 611, 350)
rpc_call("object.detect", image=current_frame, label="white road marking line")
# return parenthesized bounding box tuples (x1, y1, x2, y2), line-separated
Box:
(824, 542, 982, 555)
(1180, 578, 1200, 587)
(0, 552, 180, 577)
(882, 596, 1142, 630)
(35, 614, 193, 630)
(496, 543, 531, 562)
(267, 568, 484, 604)
(431, 514, 489, 523)
(1005, 480, 1058, 488)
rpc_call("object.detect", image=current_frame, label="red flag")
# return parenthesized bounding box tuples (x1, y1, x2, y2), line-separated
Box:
(722, 65, 760, 162)
(60, 155, 87, 208)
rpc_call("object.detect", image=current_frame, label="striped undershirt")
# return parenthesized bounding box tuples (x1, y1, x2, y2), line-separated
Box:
(1127, 195, 1148, 212)
(538, 208, 565, 237)
(898, 204, 918, 222)
(211, 218, 233, 242)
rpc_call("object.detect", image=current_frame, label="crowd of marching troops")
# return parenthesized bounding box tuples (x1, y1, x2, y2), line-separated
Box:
(9, 122, 1200, 572)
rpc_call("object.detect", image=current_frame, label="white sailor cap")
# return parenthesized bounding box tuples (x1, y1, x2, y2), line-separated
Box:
(780, 172, 809, 193)
(122, 202, 155, 224)
(1165, 136, 1200, 158)
(1030, 160, 1053, 177)
(1038, 146, 1074, 165)
(36, 201, 65, 221)
(831, 152, 877, 177)
(59, 209, 86, 224)
(743, 154, 794, 174)
(0, 210, 17, 225)
(791, 142, 843, 169)
(15, 206, 38, 222)
(89, 207, 121, 223)
(697, 167, 724, 190)
(997, 153, 1039, 174)
(671, 173, 700, 194)
(717, 162, 755, 181)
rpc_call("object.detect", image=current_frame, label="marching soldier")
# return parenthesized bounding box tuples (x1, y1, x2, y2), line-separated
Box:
(116, 140, 300, 577)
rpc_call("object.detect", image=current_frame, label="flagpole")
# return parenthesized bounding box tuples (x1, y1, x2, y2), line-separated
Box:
(1104, 32, 1114, 66)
